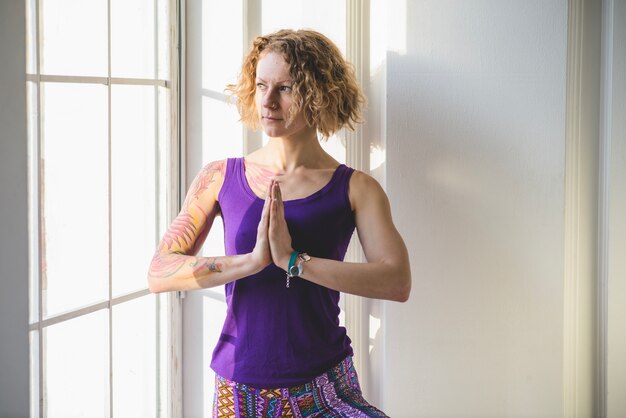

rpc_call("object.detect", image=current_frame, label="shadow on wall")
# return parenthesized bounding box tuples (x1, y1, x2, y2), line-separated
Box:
(380, 1, 567, 415)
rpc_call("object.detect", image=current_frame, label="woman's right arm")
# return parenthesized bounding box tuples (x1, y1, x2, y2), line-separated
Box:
(148, 160, 271, 293)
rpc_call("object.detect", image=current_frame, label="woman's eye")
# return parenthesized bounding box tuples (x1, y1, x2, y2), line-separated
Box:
(256, 83, 266, 90)
(279, 86, 292, 92)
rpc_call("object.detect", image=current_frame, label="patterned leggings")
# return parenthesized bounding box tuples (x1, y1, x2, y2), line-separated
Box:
(213, 356, 389, 417)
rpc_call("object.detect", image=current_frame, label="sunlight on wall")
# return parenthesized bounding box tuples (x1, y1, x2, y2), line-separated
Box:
(369, 0, 387, 73)
(369, 314, 381, 354)
(386, 0, 406, 56)
(370, 145, 385, 171)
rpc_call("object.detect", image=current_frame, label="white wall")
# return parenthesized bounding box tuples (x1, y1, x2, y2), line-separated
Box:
(382, 1, 568, 416)
(0, 0, 30, 416)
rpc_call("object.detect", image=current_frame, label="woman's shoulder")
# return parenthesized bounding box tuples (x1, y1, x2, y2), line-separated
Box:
(183, 159, 228, 207)
(348, 169, 388, 209)
(196, 159, 228, 183)
(348, 169, 382, 190)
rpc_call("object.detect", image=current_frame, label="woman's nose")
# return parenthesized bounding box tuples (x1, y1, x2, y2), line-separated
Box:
(262, 89, 278, 109)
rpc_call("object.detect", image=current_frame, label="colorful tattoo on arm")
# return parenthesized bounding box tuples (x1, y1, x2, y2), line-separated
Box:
(150, 161, 226, 281)
(150, 252, 224, 279)
(149, 251, 187, 278)
(189, 257, 223, 275)
(162, 211, 199, 250)
(209, 258, 223, 272)
(182, 160, 225, 209)
(244, 162, 281, 198)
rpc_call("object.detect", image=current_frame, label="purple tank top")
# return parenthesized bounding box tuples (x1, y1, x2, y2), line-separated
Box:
(210, 158, 355, 388)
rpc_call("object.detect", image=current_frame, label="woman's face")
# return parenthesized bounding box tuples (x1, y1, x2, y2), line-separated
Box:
(255, 51, 310, 139)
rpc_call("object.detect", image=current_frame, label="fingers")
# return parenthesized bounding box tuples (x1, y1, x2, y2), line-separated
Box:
(263, 189, 271, 213)
(257, 184, 271, 235)
(270, 183, 285, 228)
(270, 181, 284, 226)
(274, 181, 283, 203)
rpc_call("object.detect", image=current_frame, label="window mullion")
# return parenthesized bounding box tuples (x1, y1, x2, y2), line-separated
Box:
(153, 0, 162, 415)
(107, 0, 113, 416)
(344, 0, 370, 400)
(26, 74, 169, 87)
(170, 1, 184, 415)
(28, 289, 152, 332)
(34, 0, 44, 415)
(242, 0, 262, 154)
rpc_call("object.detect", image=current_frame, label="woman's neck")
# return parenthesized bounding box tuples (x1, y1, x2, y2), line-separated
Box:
(259, 129, 335, 172)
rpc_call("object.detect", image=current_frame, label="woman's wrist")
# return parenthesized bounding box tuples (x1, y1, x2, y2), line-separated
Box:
(244, 252, 269, 274)
(278, 249, 295, 271)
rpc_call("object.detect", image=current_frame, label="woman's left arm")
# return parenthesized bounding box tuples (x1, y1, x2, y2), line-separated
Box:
(268, 172, 411, 302)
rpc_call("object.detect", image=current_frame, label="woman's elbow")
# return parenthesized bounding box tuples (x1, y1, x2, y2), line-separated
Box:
(393, 281, 411, 302)
(148, 275, 164, 294)
(392, 269, 412, 302)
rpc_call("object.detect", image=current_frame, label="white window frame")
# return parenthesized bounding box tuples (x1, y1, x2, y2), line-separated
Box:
(343, 0, 371, 395)
(26, 0, 183, 416)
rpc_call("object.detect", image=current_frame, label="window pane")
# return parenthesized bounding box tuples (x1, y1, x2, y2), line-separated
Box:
(202, 0, 243, 91)
(201, 98, 243, 162)
(26, 0, 37, 74)
(261, 0, 347, 52)
(45, 310, 109, 418)
(113, 295, 157, 417)
(321, 132, 346, 165)
(41, 82, 109, 317)
(111, 0, 155, 78)
(41, 0, 108, 76)
(111, 85, 156, 296)
(157, 86, 171, 237)
(29, 331, 40, 418)
(157, 0, 171, 81)
(27, 80, 40, 323)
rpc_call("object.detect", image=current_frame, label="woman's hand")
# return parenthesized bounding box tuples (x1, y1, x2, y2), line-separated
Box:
(269, 180, 294, 270)
(250, 190, 273, 271)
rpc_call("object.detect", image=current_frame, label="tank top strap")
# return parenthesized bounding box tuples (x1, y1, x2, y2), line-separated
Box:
(330, 164, 355, 207)
(218, 157, 246, 202)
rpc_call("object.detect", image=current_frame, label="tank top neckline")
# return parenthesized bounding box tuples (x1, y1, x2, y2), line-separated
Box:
(235, 158, 346, 205)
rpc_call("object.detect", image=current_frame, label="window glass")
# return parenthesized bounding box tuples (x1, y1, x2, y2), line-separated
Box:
(111, 0, 156, 78)
(262, 0, 346, 52)
(111, 84, 157, 296)
(41, 82, 109, 316)
(45, 310, 110, 418)
(28, 0, 177, 416)
(201, 0, 243, 92)
(41, 0, 108, 76)
(112, 295, 158, 417)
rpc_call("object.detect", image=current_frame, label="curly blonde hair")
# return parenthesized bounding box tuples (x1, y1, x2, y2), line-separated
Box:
(226, 29, 366, 139)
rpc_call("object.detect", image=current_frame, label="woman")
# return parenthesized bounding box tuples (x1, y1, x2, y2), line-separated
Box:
(148, 29, 411, 417)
